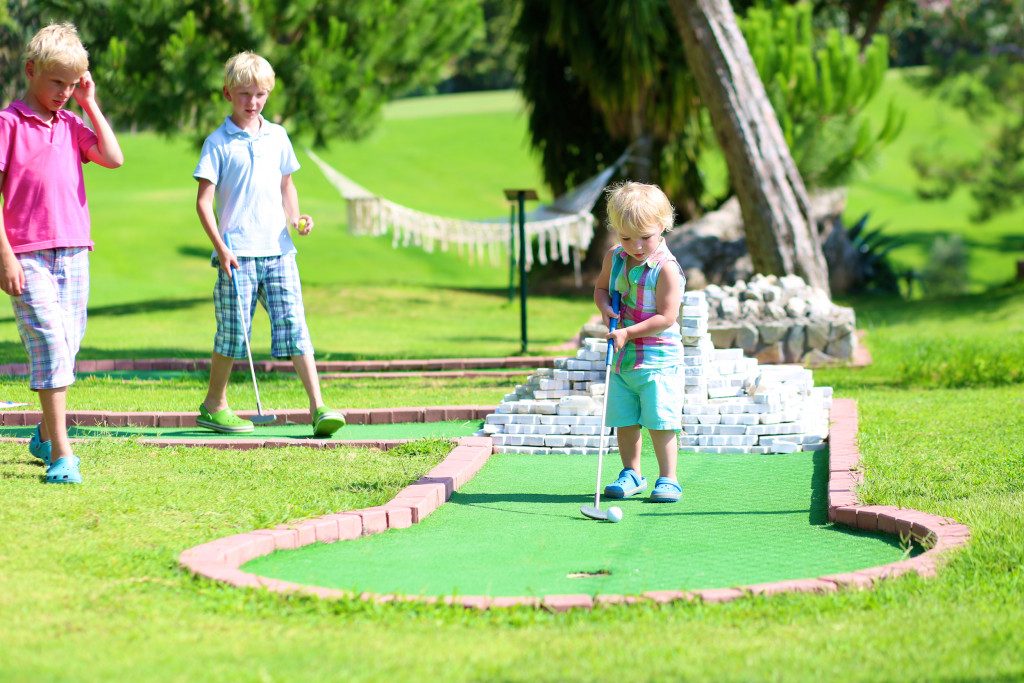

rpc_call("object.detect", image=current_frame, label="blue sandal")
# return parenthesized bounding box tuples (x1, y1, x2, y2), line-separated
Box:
(45, 455, 82, 485)
(604, 468, 648, 498)
(29, 423, 52, 466)
(650, 477, 682, 502)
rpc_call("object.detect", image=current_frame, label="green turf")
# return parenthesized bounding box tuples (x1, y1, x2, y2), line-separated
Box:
(0, 420, 482, 442)
(244, 447, 913, 597)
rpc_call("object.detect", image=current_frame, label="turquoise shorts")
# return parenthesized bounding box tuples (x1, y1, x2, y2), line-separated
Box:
(605, 365, 684, 431)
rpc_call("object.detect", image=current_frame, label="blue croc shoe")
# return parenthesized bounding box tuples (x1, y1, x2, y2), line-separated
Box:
(604, 468, 648, 498)
(651, 477, 682, 502)
(29, 423, 52, 466)
(45, 455, 82, 485)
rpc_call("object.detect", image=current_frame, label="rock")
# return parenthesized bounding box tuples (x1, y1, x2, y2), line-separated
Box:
(763, 302, 787, 320)
(805, 322, 831, 350)
(785, 325, 806, 363)
(736, 322, 759, 354)
(754, 343, 785, 364)
(720, 298, 741, 318)
(710, 326, 740, 349)
(758, 323, 789, 345)
(826, 335, 855, 359)
(801, 348, 835, 367)
(784, 297, 808, 318)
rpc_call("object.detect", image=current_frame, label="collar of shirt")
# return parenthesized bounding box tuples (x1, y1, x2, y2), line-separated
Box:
(223, 115, 270, 139)
(11, 99, 72, 126)
(613, 238, 672, 294)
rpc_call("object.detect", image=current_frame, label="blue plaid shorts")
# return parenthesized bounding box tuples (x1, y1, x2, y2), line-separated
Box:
(10, 248, 90, 390)
(213, 254, 314, 359)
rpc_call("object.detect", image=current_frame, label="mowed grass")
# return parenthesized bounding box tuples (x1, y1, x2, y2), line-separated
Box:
(0, 86, 1022, 681)
(2, 288, 1023, 681)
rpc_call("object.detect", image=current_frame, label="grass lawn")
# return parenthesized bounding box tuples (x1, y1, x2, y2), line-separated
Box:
(0, 83, 1022, 680)
(2, 285, 1023, 681)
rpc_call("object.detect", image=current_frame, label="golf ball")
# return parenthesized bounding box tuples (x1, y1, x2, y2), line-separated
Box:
(607, 506, 623, 523)
(298, 218, 307, 231)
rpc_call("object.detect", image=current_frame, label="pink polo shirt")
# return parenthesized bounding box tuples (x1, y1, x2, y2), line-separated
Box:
(0, 100, 98, 253)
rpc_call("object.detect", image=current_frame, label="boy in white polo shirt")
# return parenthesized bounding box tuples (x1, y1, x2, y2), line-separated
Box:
(193, 51, 344, 436)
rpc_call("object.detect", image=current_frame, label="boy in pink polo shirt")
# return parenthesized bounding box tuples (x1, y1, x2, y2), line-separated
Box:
(0, 23, 124, 484)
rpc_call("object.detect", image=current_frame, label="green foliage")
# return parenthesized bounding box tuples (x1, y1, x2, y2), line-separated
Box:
(7, 0, 483, 147)
(741, 2, 905, 188)
(841, 212, 904, 295)
(921, 234, 970, 297)
(514, 0, 706, 212)
(439, 0, 520, 93)
(909, 0, 1024, 221)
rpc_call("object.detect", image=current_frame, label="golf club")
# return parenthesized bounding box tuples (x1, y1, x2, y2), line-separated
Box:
(224, 235, 276, 425)
(581, 291, 621, 521)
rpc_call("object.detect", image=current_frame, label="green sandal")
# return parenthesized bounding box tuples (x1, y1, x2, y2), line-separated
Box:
(196, 405, 255, 434)
(313, 406, 346, 437)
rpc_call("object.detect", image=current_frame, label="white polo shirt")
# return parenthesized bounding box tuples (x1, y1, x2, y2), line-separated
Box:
(193, 115, 300, 257)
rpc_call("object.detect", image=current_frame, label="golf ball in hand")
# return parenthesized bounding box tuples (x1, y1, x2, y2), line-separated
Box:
(607, 506, 623, 523)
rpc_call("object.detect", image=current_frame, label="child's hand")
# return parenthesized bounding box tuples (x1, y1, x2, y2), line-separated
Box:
(72, 71, 97, 108)
(217, 246, 239, 276)
(601, 305, 620, 328)
(607, 327, 629, 352)
(0, 251, 25, 296)
(294, 215, 314, 235)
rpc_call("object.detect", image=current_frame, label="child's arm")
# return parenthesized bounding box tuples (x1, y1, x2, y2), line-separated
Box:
(0, 173, 25, 296)
(74, 71, 124, 169)
(281, 174, 313, 235)
(196, 179, 236, 276)
(593, 246, 618, 324)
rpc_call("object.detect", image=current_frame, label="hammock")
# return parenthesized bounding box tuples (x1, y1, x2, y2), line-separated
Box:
(305, 148, 629, 279)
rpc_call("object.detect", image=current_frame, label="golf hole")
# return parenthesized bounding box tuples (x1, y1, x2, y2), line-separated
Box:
(566, 570, 611, 579)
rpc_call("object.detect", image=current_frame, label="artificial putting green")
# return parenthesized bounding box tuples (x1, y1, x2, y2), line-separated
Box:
(243, 447, 917, 597)
(0, 420, 482, 442)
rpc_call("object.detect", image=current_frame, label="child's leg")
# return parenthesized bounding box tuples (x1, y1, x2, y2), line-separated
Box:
(616, 424, 643, 474)
(38, 386, 72, 463)
(291, 353, 323, 414)
(202, 351, 236, 414)
(649, 429, 678, 480)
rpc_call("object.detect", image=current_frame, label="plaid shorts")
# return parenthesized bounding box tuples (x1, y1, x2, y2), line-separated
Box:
(213, 254, 314, 359)
(10, 248, 90, 390)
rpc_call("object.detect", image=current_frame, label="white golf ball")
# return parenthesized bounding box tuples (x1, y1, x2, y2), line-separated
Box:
(607, 506, 623, 523)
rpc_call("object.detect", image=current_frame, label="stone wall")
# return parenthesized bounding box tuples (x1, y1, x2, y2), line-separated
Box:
(704, 274, 856, 364)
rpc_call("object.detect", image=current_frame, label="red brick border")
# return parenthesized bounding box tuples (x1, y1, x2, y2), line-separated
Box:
(176, 398, 969, 609)
(0, 357, 559, 379)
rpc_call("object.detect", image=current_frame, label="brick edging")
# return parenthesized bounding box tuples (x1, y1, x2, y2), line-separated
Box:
(0, 405, 495, 429)
(0, 357, 560, 378)
(177, 398, 970, 610)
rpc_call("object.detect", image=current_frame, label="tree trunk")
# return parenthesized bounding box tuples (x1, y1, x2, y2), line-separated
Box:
(666, 0, 831, 296)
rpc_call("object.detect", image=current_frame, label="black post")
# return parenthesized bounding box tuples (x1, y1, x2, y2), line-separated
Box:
(518, 191, 528, 353)
(503, 189, 538, 354)
(509, 203, 516, 303)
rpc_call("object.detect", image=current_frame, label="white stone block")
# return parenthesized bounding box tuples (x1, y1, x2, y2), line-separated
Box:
(696, 414, 722, 425)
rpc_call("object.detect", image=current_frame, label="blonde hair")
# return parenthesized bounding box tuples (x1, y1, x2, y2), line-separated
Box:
(606, 181, 675, 237)
(25, 23, 88, 74)
(224, 52, 275, 91)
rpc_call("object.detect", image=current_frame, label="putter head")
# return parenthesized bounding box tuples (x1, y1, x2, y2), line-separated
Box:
(246, 414, 277, 425)
(580, 505, 609, 521)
